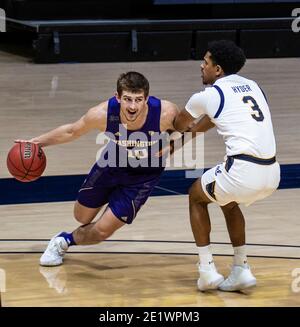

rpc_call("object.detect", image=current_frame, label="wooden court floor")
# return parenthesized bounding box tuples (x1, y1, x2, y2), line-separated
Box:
(0, 190, 299, 307)
(0, 51, 299, 306)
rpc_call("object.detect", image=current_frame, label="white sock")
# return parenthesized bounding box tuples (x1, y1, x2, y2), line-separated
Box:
(197, 245, 215, 271)
(233, 245, 248, 267)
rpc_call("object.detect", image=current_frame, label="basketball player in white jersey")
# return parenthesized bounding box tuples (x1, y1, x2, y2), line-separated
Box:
(175, 40, 280, 291)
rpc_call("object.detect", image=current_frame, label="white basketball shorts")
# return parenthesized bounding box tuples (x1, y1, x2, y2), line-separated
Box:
(201, 158, 280, 206)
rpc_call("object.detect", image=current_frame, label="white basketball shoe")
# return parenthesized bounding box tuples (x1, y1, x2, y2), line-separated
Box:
(197, 263, 224, 291)
(218, 265, 257, 291)
(40, 234, 69, 266)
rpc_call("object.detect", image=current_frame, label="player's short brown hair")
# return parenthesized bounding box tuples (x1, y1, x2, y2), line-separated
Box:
(117, 71, 150, 97)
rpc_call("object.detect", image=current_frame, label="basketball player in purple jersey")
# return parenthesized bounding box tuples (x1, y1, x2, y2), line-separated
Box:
(17, 72, 179, 266)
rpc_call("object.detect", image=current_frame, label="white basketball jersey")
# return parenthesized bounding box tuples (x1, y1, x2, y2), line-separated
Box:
(185, 74, 276, 158)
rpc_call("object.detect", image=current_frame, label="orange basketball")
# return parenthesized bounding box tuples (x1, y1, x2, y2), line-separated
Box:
(7, 142, 46, 182)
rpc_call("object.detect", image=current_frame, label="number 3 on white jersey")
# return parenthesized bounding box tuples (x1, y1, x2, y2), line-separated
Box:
(242, 95, 264, 122)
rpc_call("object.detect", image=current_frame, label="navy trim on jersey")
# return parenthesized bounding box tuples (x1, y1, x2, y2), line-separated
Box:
(213, 85, 225, 118)
(259, 86, 268, 104)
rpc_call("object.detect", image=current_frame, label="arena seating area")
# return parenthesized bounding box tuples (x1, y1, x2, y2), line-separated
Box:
(1, 0, 300, 62)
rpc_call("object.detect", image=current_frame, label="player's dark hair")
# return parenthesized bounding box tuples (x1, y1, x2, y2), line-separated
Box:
(207, 40, 246, 75)
(117, 71, 150, 97)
